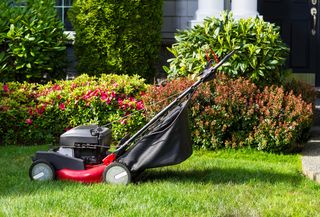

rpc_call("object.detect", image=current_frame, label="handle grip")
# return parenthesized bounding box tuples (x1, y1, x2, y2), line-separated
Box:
(201, 50, 235, 82)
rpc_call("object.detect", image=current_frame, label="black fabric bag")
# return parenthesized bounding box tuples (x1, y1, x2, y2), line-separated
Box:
(118, 101, 192, 172)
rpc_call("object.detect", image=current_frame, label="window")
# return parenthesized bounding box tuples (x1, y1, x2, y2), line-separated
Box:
(55, 0, 73, 31)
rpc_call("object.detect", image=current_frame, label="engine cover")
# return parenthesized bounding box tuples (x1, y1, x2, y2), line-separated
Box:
(60, 124, 112, 147)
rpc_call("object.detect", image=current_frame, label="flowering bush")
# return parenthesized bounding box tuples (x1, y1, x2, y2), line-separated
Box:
(0, 74, 315, 153)
(0, 74, 147, 146)
(143, 75, 314, 153)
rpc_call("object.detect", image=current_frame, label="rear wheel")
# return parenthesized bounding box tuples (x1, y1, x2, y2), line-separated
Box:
(29, 160, 55, 181)
(103, 162, 131, 185)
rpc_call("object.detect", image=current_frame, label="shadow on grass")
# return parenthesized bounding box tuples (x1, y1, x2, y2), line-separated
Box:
(0, 166, 304, 198)
(136, 167, 304, 185)
(0, 145, 307, 198)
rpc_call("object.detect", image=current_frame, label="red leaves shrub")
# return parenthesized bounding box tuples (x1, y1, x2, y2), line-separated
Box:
(252, 86, 313, 152)
(142, 78, 194, 118)
(143, 74, 314, 153)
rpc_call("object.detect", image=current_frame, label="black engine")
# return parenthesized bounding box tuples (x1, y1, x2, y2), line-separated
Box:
(58, 125, 112, 164)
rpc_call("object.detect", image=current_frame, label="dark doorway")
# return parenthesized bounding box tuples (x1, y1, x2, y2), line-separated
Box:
(258, 0, 320, 86)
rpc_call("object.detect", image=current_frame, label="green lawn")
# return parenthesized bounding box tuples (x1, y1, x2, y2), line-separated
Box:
(0, 145, 320, 217)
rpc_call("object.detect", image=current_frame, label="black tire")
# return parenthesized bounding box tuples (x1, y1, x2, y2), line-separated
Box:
(29, 160, 55, 181)
(103, 162, 131, 185)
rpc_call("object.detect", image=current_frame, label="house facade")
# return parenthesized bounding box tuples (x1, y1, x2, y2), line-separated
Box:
(55, 0, 318, 86)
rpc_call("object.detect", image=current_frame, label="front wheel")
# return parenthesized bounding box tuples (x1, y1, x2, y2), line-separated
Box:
(103, 162, 131, 185)
(29, 160, 55, 181)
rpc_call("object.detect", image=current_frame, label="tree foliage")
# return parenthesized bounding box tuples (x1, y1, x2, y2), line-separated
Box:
(69, 0, 163, 81)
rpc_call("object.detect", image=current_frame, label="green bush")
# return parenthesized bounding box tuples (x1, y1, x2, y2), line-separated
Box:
(165, 12, 289, 86)
(69, 0, 163, 81)
(143, 75, 314, 153)
(0, 74, 147, 146)
(0, 0, 66, 83)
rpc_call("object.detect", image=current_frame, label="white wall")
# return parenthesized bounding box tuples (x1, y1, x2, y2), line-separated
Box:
(162, 0, 197, 43)
(162, 0, 231, 43)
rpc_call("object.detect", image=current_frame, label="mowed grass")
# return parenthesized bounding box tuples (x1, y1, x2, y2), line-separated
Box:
(0, 145, 320, 217)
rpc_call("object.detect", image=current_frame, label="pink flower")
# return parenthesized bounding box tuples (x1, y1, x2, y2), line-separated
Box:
(129, 96, 135, 102)
(26, 118, 32, 125)
(111, 91, 116, 98)
(89, 89, 99, 97)
(136, 101, 144, 110)
(83, 94, 90, 100)
(3, 84, 9, 92)
(106, 98, 111, 104)
(86, 90, 92, 96)
(71, 83, 77, 89)
(120, 119, 127, 125)
(100, 92, 112, 104)
(53, 84, 61, 91)
(118, 98, 123, 106)
(83, 90, 96, 100)
(59, 103, 65, 110)
(36, 104, 46, 115)
(118, 98, 128, 110)
(101, 92, 108, 101)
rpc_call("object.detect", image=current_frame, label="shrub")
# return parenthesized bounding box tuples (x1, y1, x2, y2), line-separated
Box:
(0, 0, 66, 83)
(165, 12, 289, 86)
(1, 74, 314, 153)
(0, 74, 147, 146)
(251, 86, 313, 152)
(143, 75, 313, 153)
(69, 0, 163, 81)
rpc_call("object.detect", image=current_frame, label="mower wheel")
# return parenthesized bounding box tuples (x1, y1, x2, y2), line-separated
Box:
(103, 162, 131, 185)
(29, 160, 55, 181)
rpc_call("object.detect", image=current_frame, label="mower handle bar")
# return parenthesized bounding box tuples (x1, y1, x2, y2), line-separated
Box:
(114, 50, 236, 157)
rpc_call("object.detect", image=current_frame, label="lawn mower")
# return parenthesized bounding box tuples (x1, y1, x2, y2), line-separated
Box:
(29, 50, 235, 185)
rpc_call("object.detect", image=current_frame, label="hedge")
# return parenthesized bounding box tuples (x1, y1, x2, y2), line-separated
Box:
(143, 75, 315, 153)
(0, 74, 315, 153)
(69, 0, 163, 81)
